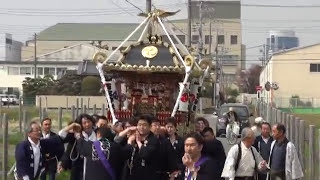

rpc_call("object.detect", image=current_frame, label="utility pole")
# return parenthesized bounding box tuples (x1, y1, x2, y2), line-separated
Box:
(34, 33, 37, 79)
(197, 1, 204, 114)
(187, 0, 192, 47)
(198, 1, 204, 59)
(215, 23, 220, 108)
(209, 21, 212, 54)
(146, 0, 152, 34)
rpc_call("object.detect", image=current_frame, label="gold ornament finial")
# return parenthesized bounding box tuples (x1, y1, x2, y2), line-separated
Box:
(138, 9, 180, 18)
(93, 52, 108, 64)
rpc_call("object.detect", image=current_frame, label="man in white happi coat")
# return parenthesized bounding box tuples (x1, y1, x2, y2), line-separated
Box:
(222, 128, 267, 180)
(267, 123, 303, 180)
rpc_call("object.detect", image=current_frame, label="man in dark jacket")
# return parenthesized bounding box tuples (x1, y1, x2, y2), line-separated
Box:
(151, 118, 177, 180)
(15, 121, 64, 180)
(125, 114, 160, 180)
(40, 118, 59, 180)
(253, 122, 273, 180)
(76, 127, 125, 180)
(201, 127, 226, 179)
(177, 132, 220, 180)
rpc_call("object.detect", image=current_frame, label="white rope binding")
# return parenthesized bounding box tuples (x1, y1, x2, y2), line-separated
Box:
(102, 16, 151, 65)
(138, 18, 152, 42)
(157, 16, 192, 117)
(163, 19, 202, 70)
(97, 15, 151, 124)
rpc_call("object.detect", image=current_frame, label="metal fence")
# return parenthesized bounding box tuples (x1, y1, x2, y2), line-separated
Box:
(273, 97, 320, 108)
(257, 100, 320, 180)
(0, 100, 191, 179)
(0, 103, 110, 180)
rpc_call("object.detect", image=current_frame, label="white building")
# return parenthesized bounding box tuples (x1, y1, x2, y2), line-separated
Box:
(0, 43, 101, 95)
(0, 33, 23, 62)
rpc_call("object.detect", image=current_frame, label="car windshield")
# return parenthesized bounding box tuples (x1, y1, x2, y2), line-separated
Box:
(220, 106, 249, 117)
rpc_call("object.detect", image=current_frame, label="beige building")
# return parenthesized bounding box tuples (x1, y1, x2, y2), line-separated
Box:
(260, 43, 320, 108)
(0, 43, 103, 95)
(21, 1, 243, 84)
(8, 0, 243, 97)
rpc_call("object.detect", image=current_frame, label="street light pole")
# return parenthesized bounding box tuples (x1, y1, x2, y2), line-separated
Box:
(34, 33, 37, 79)
(187, 0, 192, 47)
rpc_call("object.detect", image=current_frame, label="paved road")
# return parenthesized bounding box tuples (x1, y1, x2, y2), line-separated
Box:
(199, 114, 240, 154)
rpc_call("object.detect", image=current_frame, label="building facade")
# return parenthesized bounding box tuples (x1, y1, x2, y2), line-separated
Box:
(0, 33, 23, 62)
(266, 30, 299, 55)
(11, 1, 243, 96)
(0, 44, 101, 95)
(260, 43, 320, 108)
(173, 0, 243, 87)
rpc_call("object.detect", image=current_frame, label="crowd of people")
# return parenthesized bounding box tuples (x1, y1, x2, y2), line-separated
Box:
(14, 113, 304, 180)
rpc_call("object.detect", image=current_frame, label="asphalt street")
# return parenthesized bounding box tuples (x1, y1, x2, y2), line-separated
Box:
(200, 114, 241, 154)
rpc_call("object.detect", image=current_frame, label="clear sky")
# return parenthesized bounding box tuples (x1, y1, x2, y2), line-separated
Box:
(1, 0, 320, 66)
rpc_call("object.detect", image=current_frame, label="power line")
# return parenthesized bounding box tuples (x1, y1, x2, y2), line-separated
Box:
(0, 3, 181, 12)
(241, 4, 320, 8)
(0, 3, 182, 16)
(108, 0, 137, 16)
(0, 11, 138, 16)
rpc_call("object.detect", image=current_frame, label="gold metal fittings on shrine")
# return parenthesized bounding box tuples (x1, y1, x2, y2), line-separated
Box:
(184, 55, 195, 68)
(93, 52, 108, 64)
(142, 46, 159, 59)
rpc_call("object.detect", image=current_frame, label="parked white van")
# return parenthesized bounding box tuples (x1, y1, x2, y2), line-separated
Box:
(0, 94, 9, 105)
(0, 94, 19, 105)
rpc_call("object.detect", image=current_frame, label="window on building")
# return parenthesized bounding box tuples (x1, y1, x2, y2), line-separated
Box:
(310, 64, 320, 72)
(112, 47, 117, 50)
(224, 74, 236, 82)
(37, 67, 43, 75)
(44, 67, 56, 76)
(205, 35, 211, 44)
(162, 35, 183, 44)
(231, 35, 238, 45)
(0, 87, 6, 94)
(192, 35, 199, 43)
(5, 38, 12, 45)
(176, 35, 186, 44)
(218, 35, 225, 44)
(57, 68, 67, 75)
(271, 35, 275, 43)
(7, 67, 19, 75)
(20, 67, 32, 75)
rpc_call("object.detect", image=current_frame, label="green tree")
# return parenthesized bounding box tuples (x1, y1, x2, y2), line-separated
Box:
(225, 87, 239, 103)
(22, 75, 55, 96)
(81, 76, 102, 96)
(54, 74, 81, 95)
(236, 65, 262, 93)
(201, 81, 214, 98)
(22, 75, 55, 104)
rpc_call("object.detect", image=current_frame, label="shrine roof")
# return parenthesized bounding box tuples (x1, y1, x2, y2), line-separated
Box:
(103, 35, 186, 73)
